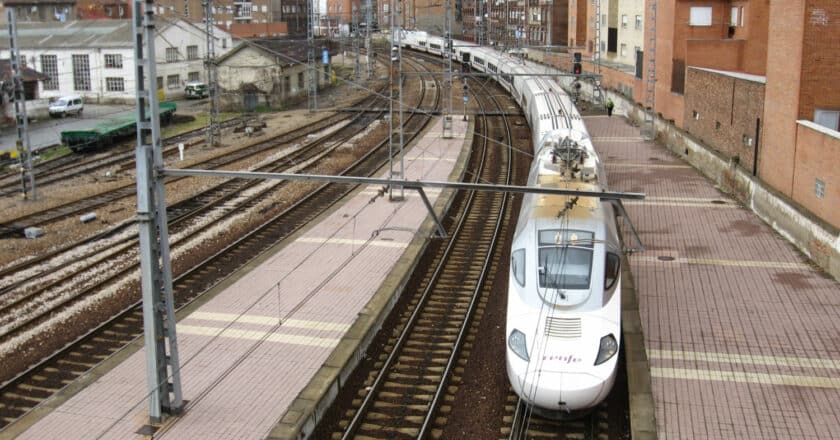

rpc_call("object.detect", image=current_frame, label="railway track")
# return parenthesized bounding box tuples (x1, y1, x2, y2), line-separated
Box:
(323, 68, 517, 439)
(502, 347, 630, 440)
(0, 117, 245, 198)
(0, 56, 439, 431)
(0, 110, 365, 239)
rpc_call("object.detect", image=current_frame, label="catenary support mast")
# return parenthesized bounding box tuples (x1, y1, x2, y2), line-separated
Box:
(133, 0, 183, 424)
(8, 10, 35, 200)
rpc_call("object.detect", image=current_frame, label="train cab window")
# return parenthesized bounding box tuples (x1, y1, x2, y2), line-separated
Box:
(604, 252, 620, 290)
(512, 249, 526, 286)
(537, 230, 594, 290)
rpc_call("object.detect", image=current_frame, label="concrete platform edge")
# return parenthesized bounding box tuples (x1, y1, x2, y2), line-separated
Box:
(621, 257, 658, 439)
(266, 118, 475, 440)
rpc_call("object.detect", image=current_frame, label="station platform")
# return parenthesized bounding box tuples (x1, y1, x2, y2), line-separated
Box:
(588, 114, 840, 439)
(9, 117, 471, 439)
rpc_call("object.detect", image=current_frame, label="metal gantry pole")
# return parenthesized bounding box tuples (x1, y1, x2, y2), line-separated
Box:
(592, 0, 603, 104)
(353, 5, 361, 80)
(365, 0, 374, 79)
(388, 0, 405, 200)
(203, 0, 220, 146)
(308, 0, 318, 112)
(643, 0, 657, 140)
(8, 10, 35, 200)
(133, 0, 183, 424)
(442, 0, 453, 138)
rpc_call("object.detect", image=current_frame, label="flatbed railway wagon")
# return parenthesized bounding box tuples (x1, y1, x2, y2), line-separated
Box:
(61, 102, 177, 152)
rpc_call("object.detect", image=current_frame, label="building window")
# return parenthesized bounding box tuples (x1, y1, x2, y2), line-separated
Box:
(814, 109, 840, 131)
(187, 45, 199, 60)
(104, 54, 123, 68)
(72, 54, 91, 91)
(601, 14, 606, 26)
(742, 134, 753, 146)
(188, 71, 200, 82)
(105, 77, 125, 92)
(156, 76, 163, 89)
(40, 55, 59, 90)
(621, 15, 628, 29)
(731, 7, 738, 26)
(740, 7, 745, 26)
(689, 6, 713, 26)
(620, 44, 627, 57)
(298, 71, 304, 89)
(815, 178, 825, 199)
(636, 15, 642, 30)
(167, 74, 180, 89)
(166, 47, 178, 62)
(284, 75, 290, 94)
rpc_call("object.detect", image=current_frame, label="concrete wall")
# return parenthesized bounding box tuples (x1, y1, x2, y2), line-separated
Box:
(562, 77, 840, 282)
(683, 67, 765, 174)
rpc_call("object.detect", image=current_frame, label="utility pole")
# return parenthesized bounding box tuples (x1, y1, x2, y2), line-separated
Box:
(308, 0, 318, 112)
(203, 0, 220, 146)
(132, 0, 183, 424)
(7, 9, 35, 200)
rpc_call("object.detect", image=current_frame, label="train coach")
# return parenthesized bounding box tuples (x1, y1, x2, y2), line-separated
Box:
(400, 30, 624, 416)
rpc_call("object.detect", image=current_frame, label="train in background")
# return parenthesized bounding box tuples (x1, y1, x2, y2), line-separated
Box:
(400, 30, 623, 416)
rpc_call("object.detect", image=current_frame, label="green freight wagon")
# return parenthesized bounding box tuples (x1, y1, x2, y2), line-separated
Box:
(61, 102, 177, 152)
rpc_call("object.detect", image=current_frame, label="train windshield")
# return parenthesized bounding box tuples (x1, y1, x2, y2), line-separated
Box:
(537, 229, 593, 290)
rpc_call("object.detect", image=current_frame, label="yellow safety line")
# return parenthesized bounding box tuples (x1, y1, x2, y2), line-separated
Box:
(297, 237, 409, 248)
(189, 311, 351, 332)
(178, 324, 340, 348)
(630, 255, 811, 270)
(650, 349, 840, 371)
(607, 163, 692, 169)
(651, 367, 840, 389)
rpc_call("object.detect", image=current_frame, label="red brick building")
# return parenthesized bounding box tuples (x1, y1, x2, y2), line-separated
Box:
(761, 0, 840, 227)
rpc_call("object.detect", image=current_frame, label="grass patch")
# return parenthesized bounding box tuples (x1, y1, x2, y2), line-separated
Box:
(38, 145, 72, 161)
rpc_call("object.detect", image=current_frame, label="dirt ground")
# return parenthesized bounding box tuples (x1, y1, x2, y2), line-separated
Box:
(0, 64, 387, 270)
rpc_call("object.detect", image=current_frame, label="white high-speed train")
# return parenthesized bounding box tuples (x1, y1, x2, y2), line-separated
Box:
(400, 31, 623, 415)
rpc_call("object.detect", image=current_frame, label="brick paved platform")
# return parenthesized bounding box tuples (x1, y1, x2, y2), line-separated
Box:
(588, 114, 840, 439)
(11, 118, 470, 439)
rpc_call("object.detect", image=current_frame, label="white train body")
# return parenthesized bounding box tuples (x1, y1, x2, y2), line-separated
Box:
(400, 31, 622, 413)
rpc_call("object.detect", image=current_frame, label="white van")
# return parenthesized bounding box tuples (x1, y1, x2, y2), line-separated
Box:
(49, 95, 84, 117)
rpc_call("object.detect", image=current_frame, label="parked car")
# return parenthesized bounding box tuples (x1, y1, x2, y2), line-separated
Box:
(184, 81, 208, 99)
(49, 95, 84, 118)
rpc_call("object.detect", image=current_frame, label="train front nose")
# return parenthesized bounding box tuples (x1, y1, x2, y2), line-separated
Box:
(506, 360, 615, 411)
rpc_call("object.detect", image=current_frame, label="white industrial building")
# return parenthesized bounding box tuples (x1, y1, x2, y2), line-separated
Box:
(0, 18, 236, 104)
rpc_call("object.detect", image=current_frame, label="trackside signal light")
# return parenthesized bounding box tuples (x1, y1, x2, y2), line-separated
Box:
(573, 62, 582, 75)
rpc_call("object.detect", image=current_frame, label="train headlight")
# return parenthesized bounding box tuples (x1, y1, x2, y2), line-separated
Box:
(594, 334, 618, 366)
(508, 329, 529, 361)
